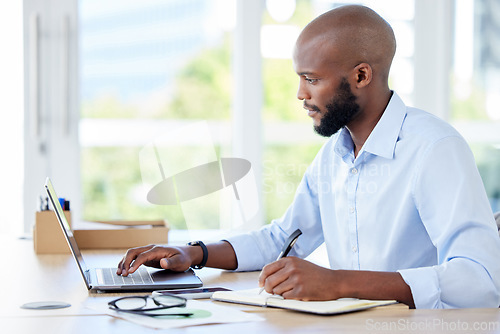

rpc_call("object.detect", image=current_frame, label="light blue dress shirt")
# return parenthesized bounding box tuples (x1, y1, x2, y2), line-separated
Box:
(226, 92, 500, 309)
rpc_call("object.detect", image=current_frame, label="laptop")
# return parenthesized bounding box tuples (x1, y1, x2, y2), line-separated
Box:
(44, 177, 203, 291)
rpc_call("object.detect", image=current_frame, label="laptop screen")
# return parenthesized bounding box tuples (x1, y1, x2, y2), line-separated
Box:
(45, 177, 91, 288)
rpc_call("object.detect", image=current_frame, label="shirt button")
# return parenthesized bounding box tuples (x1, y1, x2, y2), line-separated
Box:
(351, 168, 358, 174)
(349, 207, 355, 214)
(352, 246, 358, 253)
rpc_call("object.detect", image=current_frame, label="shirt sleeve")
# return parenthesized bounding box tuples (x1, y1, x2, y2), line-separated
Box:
(225, 163, 325, 272)
(398, 136, 500, 308)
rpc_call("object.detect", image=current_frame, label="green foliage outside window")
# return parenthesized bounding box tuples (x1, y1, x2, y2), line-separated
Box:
(81, 37, 318, 228)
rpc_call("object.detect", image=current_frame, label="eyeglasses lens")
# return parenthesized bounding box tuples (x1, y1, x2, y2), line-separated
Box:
(114, 297, 147, 310)
(154, 295, 185, 307)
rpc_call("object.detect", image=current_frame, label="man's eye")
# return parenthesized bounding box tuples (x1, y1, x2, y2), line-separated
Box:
(305, 78, 318, 84)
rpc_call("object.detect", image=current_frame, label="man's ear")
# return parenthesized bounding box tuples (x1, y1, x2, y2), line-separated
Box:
(353, 63, 372, 89)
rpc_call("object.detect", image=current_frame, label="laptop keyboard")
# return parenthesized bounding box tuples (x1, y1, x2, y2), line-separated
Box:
(97, 267, 154, 286)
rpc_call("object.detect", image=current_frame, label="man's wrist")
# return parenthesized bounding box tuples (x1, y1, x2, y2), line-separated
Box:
(186, 241, 208, 269)
(333, 270, 355, 298)
(334, 270, 415, 307)
(183, 244, 203, 268)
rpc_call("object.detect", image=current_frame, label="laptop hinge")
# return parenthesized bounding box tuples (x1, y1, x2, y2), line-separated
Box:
(85, 270, 92, 284)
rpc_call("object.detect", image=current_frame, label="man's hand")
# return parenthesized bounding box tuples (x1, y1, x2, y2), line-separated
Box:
(258, 257, 341, 301)
(116, 244, 194, 276)
(258, 257, 415, 307)
(116, 241, 238, 276)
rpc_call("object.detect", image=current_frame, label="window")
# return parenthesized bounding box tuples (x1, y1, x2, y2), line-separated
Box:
(79, 0, 237, 229)
(450, 0, 500, 212)
(21, 0, 499, 235)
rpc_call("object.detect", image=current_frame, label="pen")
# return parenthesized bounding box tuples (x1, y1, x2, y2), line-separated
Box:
(259, 228, 302, 294)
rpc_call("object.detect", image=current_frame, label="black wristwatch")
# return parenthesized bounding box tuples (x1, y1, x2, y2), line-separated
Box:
(186, 240, 208, 269)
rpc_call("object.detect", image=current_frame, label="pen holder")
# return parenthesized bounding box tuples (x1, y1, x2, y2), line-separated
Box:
(33, 210, 72, 254)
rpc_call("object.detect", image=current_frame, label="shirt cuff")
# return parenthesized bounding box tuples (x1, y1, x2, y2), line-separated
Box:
(398, 266, 441, 309)
(224, 233, 266, 272)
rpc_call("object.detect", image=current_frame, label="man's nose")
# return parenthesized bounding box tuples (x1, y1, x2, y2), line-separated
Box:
(296, 80, 310, 101)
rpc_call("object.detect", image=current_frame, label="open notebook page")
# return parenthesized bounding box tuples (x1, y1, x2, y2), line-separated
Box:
(212, 288, 396, 315)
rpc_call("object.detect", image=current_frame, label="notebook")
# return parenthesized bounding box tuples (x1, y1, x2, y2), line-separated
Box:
(44, 177, 203, 291)
(211, 288, 397, 315)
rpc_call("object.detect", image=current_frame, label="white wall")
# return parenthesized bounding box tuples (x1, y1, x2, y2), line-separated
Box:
(0, 3, 24, 235)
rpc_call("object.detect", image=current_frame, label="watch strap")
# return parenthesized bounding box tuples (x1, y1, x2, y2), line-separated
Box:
(187, 241, 208, 269)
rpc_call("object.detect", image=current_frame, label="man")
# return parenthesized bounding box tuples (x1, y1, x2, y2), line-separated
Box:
(117, 5, 500, 309)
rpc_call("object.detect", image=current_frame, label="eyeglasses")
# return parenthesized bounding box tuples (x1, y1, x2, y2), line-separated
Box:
(108, 294, 193, 317)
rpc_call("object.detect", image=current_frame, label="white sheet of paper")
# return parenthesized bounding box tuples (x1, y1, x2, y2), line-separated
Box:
(87, 299, 264, 329)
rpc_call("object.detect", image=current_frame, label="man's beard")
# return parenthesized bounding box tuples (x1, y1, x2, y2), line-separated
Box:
(313, 78, 360, 137)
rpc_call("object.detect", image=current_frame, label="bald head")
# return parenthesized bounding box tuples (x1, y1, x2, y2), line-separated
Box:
(296, 5, 396, 84)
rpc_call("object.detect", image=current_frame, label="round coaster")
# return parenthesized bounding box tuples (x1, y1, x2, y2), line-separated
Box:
(20, 301, 71, 310)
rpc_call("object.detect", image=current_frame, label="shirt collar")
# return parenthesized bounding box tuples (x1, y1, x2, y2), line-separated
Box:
(334, 92, 407, 160)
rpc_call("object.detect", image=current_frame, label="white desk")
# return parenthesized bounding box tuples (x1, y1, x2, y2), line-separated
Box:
(3, 235, 500, 334)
